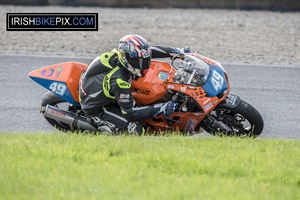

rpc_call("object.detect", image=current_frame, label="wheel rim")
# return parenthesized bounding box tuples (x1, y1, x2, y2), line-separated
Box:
(204, 109, 254, 136)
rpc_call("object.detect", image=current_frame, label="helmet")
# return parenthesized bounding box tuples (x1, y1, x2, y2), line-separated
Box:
(118, 35, 151, 77)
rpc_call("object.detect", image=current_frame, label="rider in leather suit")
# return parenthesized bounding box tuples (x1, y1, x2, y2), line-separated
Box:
(79, 35, 181, 134)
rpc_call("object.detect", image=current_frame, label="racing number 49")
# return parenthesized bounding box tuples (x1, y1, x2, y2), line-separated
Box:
(211, 70, 224, 91)
(49, 82, 67, 96)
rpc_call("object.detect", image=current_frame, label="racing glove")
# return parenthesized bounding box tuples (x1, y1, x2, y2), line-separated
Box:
(171, 48, 185, 60)
(182, 46, 191, 53)
(153, 102, 177, 118)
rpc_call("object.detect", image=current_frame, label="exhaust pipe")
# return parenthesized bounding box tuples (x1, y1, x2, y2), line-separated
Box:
(43, 105, 97, 131)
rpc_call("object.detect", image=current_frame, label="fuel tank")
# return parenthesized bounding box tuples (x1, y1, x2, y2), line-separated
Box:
(131, 61, 175, 105)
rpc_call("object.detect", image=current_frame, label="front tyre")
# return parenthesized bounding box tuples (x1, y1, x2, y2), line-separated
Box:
(201, 100, 264, 137)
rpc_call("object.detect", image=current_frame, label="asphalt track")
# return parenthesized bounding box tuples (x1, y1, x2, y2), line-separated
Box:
(0, 54, 299, 139)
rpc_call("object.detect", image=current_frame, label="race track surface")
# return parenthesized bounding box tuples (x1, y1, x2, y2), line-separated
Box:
(0, 54, 299, 139)
(1, 5, 300, 67)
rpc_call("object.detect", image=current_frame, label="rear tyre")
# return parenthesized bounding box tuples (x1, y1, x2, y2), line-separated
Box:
(201, 100, 264, 137)
(41, 91, 74, 132)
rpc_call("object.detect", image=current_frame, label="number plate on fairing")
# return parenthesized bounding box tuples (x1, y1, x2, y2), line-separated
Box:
(30, 77, 77, 105)
(29, 62, 88, 106)
(202, 65, 228, 97)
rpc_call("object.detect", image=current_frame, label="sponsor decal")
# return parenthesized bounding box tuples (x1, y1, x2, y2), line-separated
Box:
(119, 82, 130, 88)
(213, 100, 218, 104)
(184, 118, 199, 133)
(55, 66, 63, 78)
(107, 121, 116, 129)
(167, 85, 174, 89)
(127, 122, 138, 133)
(47, 68, 54, 77)
(41, 70, 47, 76)
(194, 113, 203, 117)
(103, 76, 109, 91)
(120, 94, 130, 99)
(50, 109, 66, 117)
(119, 99, 129, 103)
(158, 72, 168, 81)
(119, 93, 130, 102)
(132, 87, 150, 95)
(117, 78, 131, 89)
(141, 50, 150, 58)
(181, 87, 186, 92)
(204, 102, 213, 111)
(203, 98, 211, 106)
(225, 94, 237, 105)
(91, 116, 101, 124)
(188, 86, 196, 90)
(41, 68, 55, 77)
(185, 118, 193, 132)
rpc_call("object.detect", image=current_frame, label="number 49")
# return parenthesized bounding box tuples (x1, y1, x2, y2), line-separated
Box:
(49, 82, 67, 96)
(211, 70, 224, 92)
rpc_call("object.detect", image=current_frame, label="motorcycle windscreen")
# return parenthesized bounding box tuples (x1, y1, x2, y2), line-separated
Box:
(202, 65, 228, 97)
(29, 62, 88, 107)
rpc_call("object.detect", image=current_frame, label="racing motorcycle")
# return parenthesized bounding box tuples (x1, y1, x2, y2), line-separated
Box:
(29, 52, 264, 136)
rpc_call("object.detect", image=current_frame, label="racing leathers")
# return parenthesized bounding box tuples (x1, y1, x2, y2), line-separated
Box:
(79, 46, 181, 134)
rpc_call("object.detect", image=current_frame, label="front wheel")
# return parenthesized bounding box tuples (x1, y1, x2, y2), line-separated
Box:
(201, 99, 264, 137)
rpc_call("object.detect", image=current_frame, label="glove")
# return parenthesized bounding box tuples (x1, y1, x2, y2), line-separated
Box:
(172, 48, 185, 60)
(182, 46, 191, 53)
(153, 102, 177, 118)
(178, 46, 191, 59)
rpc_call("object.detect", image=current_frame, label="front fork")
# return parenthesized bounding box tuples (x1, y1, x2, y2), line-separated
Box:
(201, 93, 241, 132)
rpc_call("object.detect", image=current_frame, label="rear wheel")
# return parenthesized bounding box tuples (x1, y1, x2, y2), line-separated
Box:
(41, 91, 80, 132)
(201, 100, 264, 137)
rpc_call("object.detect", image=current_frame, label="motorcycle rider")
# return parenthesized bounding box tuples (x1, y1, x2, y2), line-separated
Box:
(79, 34, 184, 134)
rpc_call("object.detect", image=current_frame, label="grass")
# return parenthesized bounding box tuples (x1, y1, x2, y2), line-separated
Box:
(0, 133, 300, 200)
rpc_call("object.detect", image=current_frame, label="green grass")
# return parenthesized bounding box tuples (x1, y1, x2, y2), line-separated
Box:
(0, 133, 300, 200)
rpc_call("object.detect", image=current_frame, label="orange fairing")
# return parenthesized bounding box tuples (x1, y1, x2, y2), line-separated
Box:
(29, 62, 88, 103)
(131, 61, 173, 105)
(132, 57, 230, 133)
(65, 62, 88, 103)
(190, 53, 220, 66)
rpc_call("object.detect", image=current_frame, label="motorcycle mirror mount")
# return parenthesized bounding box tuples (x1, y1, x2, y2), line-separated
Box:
(170, 53, 183, 74)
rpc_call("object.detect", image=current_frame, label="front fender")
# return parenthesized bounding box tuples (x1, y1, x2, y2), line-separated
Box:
(217, 93, 241, 109)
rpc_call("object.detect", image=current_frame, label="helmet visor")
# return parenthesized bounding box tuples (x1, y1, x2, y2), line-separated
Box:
(126, 53, 151, 77)
(139, 57, 150, 76)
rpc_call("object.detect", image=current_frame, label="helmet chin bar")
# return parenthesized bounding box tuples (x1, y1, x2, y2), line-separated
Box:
(123, 61, 142, 77)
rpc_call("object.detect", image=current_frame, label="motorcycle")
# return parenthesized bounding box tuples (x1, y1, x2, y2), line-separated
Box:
(29, 52, 264, 136)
